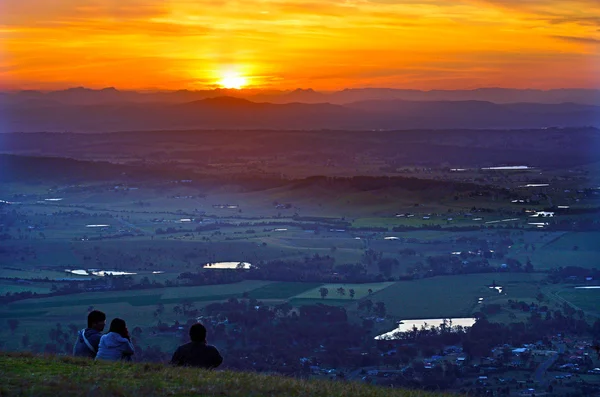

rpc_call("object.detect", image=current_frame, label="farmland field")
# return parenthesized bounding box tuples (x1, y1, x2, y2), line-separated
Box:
(358, 273, 548, 320)
(1, 144, 599, 372)
(556, 287, 600, 315)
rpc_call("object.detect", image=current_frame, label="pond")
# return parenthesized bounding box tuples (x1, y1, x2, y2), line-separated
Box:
(481, 166, 531, 170)
(575, 286, 600, 289)
(86, 224, 110, 228)
(375, 317, 476, 340)
(203, 262, 252, 269)
(65, 269, 137, 276)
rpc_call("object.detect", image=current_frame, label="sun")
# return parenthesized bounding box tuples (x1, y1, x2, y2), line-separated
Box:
(218, 72, 248, 89)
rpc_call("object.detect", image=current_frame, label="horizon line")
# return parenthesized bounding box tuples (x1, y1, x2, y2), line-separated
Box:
(3, 86, 600, 94)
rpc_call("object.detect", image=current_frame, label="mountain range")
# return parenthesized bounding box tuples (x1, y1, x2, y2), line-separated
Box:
(1, 88, 599, 132)
(2, 87, 600, 106)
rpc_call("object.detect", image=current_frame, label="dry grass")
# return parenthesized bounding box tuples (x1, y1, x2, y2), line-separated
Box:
(0, 352, 457, 397)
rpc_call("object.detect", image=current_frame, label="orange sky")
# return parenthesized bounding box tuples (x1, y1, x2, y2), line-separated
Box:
(1, 0, 599, 90)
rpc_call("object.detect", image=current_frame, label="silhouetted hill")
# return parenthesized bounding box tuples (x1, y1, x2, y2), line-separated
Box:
(2, 95, 598, 132)
(3, 86, 600, 105)
(0, 353, 455, 397)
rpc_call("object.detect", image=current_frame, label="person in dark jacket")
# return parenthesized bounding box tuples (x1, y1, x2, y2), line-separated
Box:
(96, 318, 135, 361)
(171, 323, 223, 369)
(73, 310, 106, 358)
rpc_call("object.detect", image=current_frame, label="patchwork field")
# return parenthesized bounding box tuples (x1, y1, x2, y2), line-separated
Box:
(555, 287, 600, 315)
(355, 273, 549, 320)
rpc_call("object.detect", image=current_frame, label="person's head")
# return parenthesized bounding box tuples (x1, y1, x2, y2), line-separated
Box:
(189, 323, 207, 343)
(109, 318, 128, 338)
(87, 310, 106, 331)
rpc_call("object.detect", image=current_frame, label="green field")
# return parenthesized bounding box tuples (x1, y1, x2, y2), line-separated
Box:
(294, 282, 395, 301)
(2, 173, 600, 358)
(355, 273, 548, 320)
(556, 287, 600, 314)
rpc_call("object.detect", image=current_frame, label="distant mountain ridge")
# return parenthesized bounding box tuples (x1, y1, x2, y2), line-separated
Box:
(2, 94, 599, 132)
(2, 86, 600, 105)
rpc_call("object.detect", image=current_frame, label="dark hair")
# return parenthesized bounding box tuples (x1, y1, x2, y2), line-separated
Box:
(109, 318, 128, 338)
(189, 323, 207, 342)
(87, 310, 106, 328)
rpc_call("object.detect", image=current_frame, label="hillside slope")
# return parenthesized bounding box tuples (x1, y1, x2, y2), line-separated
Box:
(0, 353, 456, 397)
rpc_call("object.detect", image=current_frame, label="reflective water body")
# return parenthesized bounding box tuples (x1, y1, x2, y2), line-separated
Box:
(575, 286, 600, 289)
(376, 317, 476, 339)
(65, 269, 137, 276)
(203, 262, 251, 269)
(481, 166, 531, 170)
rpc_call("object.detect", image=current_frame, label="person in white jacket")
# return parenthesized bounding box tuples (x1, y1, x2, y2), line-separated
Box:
(96, 318, 134, 361)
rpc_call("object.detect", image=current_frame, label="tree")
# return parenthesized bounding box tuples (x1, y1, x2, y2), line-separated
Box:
(525, 258, 534, 273)
(374, 302, 386, 317)
(536, 292, 545, 303)
(349, 289, 356, 299)
(336, 287, 346, 297)
(319, 287, 329, 299)
(363, 299, 374, 313)
(21, 334, 30, 347)
(8, 319, 19, 334)
(68, 323, 78, 335)
(368, 288, 373, 295)
(132, 326, 143, 339)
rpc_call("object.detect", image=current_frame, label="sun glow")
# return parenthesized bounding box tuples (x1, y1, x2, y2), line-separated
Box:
(218, 72, 248, 89)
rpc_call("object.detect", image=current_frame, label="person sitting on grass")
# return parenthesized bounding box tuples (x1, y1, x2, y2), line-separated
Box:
(170, 323, 223, 369)
(73, 310, 106, 358)
(95, 318, 135, 361)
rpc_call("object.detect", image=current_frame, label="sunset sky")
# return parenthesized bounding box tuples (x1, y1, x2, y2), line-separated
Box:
(1, 0, 599, 90)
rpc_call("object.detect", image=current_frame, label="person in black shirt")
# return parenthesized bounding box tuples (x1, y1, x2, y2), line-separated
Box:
(171, 323, 223, 369)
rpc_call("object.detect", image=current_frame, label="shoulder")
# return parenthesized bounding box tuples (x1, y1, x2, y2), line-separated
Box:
(206, 345, 221, 353)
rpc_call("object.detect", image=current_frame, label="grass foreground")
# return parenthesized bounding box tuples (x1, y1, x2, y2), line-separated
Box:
(0, 352, 456, 397)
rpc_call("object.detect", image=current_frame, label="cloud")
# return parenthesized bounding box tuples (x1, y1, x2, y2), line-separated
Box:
(552, 35, 600, 44)
(545, 16, 600, 26)
(1, 0, 600, 89)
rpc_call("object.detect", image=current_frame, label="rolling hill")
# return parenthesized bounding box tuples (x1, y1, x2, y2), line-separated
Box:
(0, 352, 456, 397)
(2, 95, 599, 133)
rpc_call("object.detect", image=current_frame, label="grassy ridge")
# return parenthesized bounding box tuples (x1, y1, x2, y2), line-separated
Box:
(0, 353, 455, 397)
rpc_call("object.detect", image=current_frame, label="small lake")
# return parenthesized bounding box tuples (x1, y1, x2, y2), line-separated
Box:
(86, 224, 110, 228)
(375, 317, 476, 340)
(203, 262, 251, 269)
(65, 269, 137, 276)
(575, 286, 600, 289)
(485, 218, 519, 224)
(481, 166, 531, 170)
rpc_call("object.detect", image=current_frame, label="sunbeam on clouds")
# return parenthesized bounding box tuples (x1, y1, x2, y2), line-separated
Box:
(0, 0, 599, 89)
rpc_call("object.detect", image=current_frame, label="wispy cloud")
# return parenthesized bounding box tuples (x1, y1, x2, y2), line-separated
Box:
(553, 35, 600, 44)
